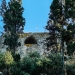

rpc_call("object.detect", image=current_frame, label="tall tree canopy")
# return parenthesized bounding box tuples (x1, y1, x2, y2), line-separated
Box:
(46, 0, 75, 55)
(0, 0, 6, 17)
(3, 0, 25, 53)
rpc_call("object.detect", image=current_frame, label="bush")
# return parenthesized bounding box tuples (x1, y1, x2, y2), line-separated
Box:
(65, 56, 75, 75)
(28, 51, 40, 58)
(0, 51, 14, 69)
(21, 56, 35, 74)
(10, 62, 21, 75)
(3, 51, 14, 66)
(0, 53, 5, 70)
(9, 51, 64, 75)
(66, 65, 75, 75)
(13, 53, 20, 62)
(41, 53, 63, 75)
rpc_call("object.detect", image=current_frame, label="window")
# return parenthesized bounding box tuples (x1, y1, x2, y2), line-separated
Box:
(25, 36, 37, 44)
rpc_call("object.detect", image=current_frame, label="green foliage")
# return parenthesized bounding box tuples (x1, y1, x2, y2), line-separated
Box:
(10, 61, 31, 75)
(3, 1, 25, 32)
(0, 0, 7, 17)
(0, 51, 13, 70)
(3, 51, 64, 75)
(0, 53, 5, 70)
(50, 0, 62, 22)
(10, 62, 22, 75)
(46, 0, 75, 55)
(4, 34, 20, 51)
(13, 53, 20, 62)
(48, 53, 62, 68)
(66, 56, 75, 75)
(62, 24, 75, 43)
(28, 51, 40, 58)
(21, 52, 63, 75)
(67, 42, 75, 55)
(66, 65, 75, 75)
(43, 53, 63, 75)
(3, 1, 25, 53)
(65, 0, 75, 18)
(0, 51, 66, 75)
(3, 51, 14, 66)
(46, 0, 62, 50)
(21, 56, 36, 74)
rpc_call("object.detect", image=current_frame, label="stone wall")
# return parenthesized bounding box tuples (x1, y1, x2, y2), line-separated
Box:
(0, 32, 65, 58)
(17, 32, 49, 58)
(0, 32, 49, 58)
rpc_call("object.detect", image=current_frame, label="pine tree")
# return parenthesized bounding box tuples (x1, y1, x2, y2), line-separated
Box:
(3, 1, 25, 53)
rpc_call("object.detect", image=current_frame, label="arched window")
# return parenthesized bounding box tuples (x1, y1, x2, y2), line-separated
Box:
(25, 36, 37, 44)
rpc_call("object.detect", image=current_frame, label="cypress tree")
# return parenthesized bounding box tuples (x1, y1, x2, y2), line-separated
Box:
(46, 0, 75, 54)
(3, 1, 25, 53)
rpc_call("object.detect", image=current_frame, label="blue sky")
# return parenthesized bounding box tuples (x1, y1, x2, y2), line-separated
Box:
(0, 0, 53, 33)
(23, 0, 53, 32)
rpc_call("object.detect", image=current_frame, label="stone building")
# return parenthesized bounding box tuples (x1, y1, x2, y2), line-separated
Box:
(0, 32, 64, 58)
(0, 32, 49, 58)
(17, 32, 49, 58)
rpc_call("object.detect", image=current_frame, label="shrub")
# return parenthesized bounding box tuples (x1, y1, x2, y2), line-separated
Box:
(10, 52, 64, 75)
(3, 51, 14, 66)
(0, 53, 5, 70)
(10, 62, 21, 75)
(65, 56, 75, 75)
(45, 53, 63, 75)
(28, 51, 40, 58)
